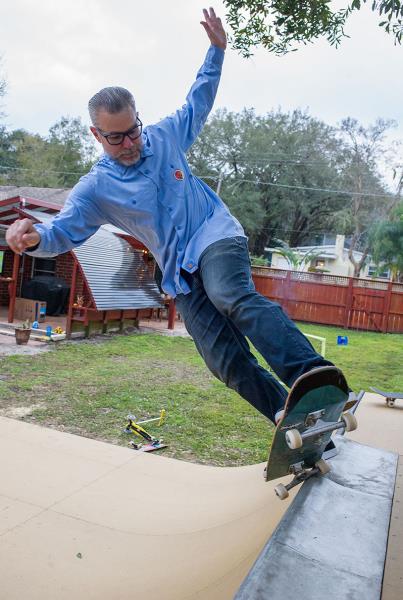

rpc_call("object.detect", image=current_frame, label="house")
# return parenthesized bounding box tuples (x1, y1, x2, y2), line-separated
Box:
(0, 186, 167, 337)
(265, 234, 390, 279)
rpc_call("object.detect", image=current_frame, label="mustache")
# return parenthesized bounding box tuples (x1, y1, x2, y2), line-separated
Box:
(118, 149, 139, 156)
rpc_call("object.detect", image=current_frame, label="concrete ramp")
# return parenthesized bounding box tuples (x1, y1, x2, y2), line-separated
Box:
(234, 437, 398, 600)
(0, 415, 294, 600)
(0, 391, 401, 599)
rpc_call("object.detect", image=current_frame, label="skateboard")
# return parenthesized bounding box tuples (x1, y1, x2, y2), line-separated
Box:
(265, 366, 358, 500)
(370, 387, 403, 408)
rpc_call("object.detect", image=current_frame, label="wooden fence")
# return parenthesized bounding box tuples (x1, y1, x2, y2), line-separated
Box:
(251, 267, 403, 334)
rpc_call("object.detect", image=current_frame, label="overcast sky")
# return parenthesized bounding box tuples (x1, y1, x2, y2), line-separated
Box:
(1, 0, 403, 184)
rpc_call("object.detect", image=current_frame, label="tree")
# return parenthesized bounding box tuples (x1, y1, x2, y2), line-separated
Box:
(188, 107, 349, 255)
(0, 63, 10, 185)
(0, 117, 97, 188)
(0, 66, 5, 111)
(335, 118, 398, 277)
(2, 129, 61, 187)
(223, 0, 403, 56)
(370, 202, 403, 281)
(47, 116, 97, 187)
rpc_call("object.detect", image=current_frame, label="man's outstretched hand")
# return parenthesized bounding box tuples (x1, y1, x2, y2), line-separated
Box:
(6, 218, 41, 255)
(201, 7, 227, 50)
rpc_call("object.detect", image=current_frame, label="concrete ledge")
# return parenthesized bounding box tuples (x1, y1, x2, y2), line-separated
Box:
(382, 455, 403, 600)
(234, 437, 398, 600)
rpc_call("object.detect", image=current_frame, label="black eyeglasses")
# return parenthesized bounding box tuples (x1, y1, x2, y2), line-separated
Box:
(97, 118, 143, 146)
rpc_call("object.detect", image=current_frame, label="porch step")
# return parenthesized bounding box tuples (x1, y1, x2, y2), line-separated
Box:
(0, 322, 66, 342)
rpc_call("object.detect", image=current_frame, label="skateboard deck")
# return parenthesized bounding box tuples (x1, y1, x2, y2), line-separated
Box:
(370, 386, 403, 407)
(265, 366, 354, 498)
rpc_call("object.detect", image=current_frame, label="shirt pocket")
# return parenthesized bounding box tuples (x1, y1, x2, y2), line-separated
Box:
(160, 166, 187, 198)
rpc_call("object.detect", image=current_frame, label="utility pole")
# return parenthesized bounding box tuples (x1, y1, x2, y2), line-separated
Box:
(216, 170, 224, 195)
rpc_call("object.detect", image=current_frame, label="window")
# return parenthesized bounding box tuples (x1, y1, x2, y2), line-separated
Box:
(368, 265, 390, 279)
(264, 251, 273, 267)
(32, 257, 56, 277)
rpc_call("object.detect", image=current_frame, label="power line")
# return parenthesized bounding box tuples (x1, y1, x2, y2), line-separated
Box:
(0, 164, 86, 176)
(205, 175, 394, 199)
(0, 164, 394, 200)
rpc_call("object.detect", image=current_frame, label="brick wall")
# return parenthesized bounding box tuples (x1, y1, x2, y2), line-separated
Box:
(0, 248, 13, 305)
(55, 252, 73, 283)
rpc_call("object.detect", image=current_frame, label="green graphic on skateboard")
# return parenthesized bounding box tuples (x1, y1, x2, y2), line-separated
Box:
(265, 366, 358, 500)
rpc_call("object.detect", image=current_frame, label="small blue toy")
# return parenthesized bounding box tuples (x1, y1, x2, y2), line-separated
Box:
(32, 321, 39, 329)
(46, 325, 52, 337)
(337, 335, 348, 345)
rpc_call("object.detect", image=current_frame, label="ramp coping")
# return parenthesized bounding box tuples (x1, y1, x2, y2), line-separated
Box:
(234, 437, 398, 600)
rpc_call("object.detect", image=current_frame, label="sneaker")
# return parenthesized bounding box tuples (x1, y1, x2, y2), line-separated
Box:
(274, 409, 285, 425)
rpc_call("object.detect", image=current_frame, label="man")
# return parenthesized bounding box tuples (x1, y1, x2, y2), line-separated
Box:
(7, 7, 337, 424)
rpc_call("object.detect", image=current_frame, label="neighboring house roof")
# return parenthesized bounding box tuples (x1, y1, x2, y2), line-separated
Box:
(0, 187, 70, 229)
(0, 186, 70, 207)
(0, 188, 131, 239)
(23, 209, 163, 311)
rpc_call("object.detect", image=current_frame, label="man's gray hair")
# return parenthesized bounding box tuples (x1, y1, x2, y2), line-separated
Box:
(88, 86, 135, 125)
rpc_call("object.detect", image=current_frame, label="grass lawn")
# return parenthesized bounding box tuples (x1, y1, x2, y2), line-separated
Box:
(0, 322, 401, 466)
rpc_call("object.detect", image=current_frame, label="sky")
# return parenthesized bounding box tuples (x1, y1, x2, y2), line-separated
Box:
(1, 0, 403, 186)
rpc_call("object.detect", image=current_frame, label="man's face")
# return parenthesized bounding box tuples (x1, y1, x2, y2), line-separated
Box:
(90, 107, 143, 166)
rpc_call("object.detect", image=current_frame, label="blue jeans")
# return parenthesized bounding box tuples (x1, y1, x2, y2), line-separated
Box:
(175, 237, 334, 424)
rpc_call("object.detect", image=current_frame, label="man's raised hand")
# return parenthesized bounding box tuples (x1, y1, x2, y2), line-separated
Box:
(5, 218, 41, 255)
(200, 7, 227, 50)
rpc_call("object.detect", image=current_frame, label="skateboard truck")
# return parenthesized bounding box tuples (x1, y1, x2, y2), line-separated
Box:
(284, 411, 357, 450)
(274, 458, 331, 500)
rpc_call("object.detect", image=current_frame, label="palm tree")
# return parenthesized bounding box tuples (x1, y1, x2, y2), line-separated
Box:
(371, 203, 403, 282)
(273, 246, 324, 271)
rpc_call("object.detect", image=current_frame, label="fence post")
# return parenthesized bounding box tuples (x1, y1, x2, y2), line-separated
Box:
(283, 270, 292, 315)
(168, 298, 176, 330)
(345, 277, 354, 329)
(382, 281, 393, 333)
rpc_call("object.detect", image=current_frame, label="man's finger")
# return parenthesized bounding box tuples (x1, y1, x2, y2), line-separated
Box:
(22, 232, 39, 247)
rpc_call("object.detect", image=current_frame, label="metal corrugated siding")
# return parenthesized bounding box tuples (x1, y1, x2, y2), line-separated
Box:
(24, 209, 163, 311)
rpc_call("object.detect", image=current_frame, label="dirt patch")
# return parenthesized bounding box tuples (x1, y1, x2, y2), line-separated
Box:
(0, 336, 54, 357)
(0, 403, 46, 419)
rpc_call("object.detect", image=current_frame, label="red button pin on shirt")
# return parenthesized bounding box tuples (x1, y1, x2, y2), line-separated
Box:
(174, 169, 184, 180)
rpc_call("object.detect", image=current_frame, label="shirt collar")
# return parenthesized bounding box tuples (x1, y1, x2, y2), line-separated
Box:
(140, 130, 153, 158)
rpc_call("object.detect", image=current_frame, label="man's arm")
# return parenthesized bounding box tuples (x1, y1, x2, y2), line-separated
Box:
(6, 176, 105, 257)
(160, 7, 227, 152)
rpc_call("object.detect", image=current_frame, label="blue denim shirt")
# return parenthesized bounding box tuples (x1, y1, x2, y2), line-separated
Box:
(30, 45, 245, 297)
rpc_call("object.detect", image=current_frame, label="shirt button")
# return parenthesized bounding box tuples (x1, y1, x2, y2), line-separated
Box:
(187, 262, 194, 269)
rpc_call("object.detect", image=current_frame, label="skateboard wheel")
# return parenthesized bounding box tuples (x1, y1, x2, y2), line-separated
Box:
(315, 458, 331, 475)
(285, 429, 303, 450)
(341, 412, 357, 432)
(387, 399, 395, 408)
(275, 483, 289, 500)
